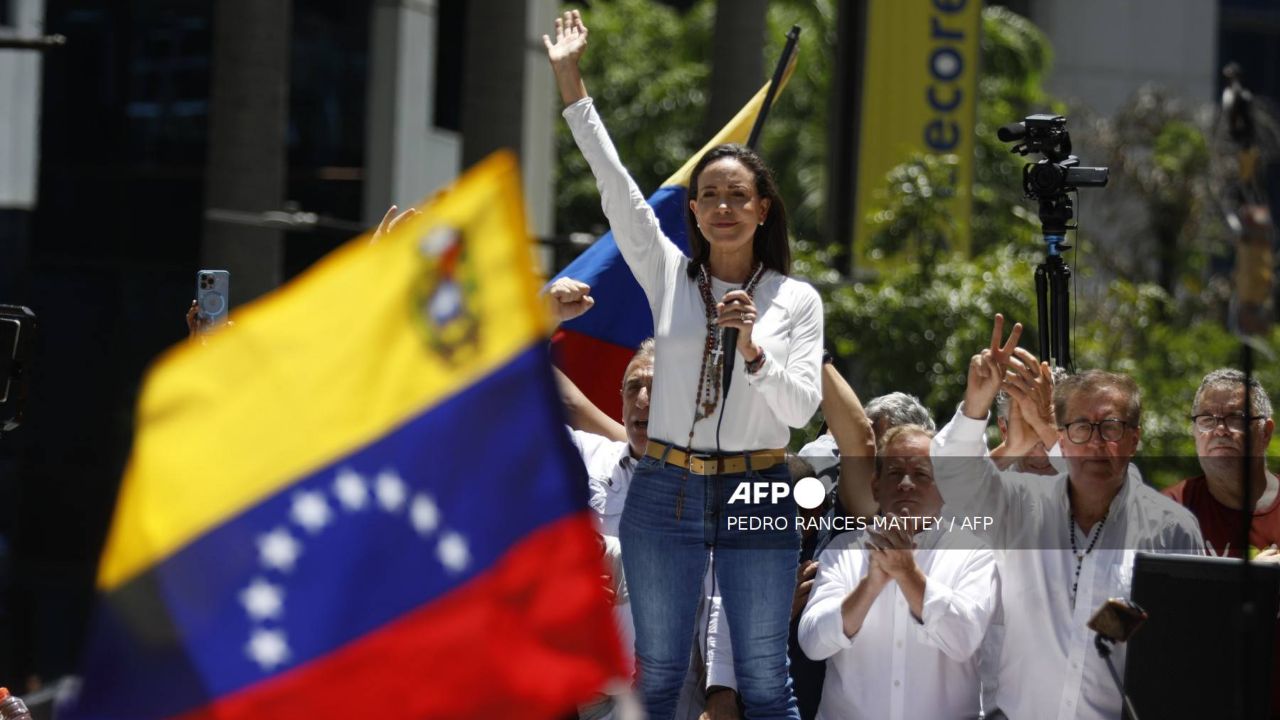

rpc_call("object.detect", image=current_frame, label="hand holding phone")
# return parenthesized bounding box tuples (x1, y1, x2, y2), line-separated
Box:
(197, 270, 230, 323)
(194, 269, 231, 333)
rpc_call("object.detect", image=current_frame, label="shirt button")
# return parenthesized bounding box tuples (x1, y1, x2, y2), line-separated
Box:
(1072, 661, 1080, 669)
(894, 680, 901, 687)
(897, 641, 904, 649)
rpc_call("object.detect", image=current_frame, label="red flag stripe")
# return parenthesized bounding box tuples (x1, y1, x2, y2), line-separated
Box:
(551, 329, 639, 423)
(176, 513, 625, 720)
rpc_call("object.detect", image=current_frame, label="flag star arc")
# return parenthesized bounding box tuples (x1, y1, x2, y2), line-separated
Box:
(239, 578, 285, 621)
(375, 469, 408, 512)
(245, 629, 291, 671)
(411, 493, 441, 536)
(437, 531, 470, 573)
(256, 528, 302, 573)
(290, 490, 333, 533)
(332, 468, 369, 511)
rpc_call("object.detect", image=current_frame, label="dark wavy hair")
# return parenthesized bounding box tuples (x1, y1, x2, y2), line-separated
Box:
(684, 144, 791, 279)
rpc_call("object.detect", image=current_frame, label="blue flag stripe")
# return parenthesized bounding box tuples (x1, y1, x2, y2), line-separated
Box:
(556, 184, 689, 349)
(70, 346, 586, 718)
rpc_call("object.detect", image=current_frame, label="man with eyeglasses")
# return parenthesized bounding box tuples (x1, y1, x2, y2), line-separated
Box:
(1163, 368, 1280, 561)
(1163, 370, 1280, 720)
(930, 314, 1202, 720)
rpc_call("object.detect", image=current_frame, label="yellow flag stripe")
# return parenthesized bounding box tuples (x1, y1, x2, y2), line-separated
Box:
(99, 152, 546, 590)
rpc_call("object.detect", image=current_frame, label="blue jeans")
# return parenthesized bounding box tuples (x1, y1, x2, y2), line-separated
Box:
(620, 453, 801, 720)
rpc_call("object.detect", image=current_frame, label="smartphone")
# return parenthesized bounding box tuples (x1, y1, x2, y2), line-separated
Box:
(196, 269, 231, 327)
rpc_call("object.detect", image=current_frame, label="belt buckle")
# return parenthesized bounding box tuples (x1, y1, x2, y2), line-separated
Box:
(689, 453, 718, 475)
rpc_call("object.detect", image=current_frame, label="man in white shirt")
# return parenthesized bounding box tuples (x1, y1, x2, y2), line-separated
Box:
(798, 424, 998, 720)
(931, 315, 1203, 720)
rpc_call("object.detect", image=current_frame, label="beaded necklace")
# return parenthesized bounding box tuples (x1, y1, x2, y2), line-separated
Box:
(673, 260, 765, 519)
(1068, 489, 1109, 609)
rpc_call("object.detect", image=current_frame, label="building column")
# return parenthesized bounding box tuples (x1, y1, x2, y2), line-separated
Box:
(201, 0, 291, 304)
(705, 0, 767, 136)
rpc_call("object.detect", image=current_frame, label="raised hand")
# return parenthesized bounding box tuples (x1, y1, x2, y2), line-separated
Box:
(1002, 347, 1058, 447)
(370, 204, 419, 245)
(994, 401, 1039, 465)
(545, 277, 595, 324)
(543, 10, 588, 67)
(542, 10, 590, 105)
(962, 313, 1023, 420)
(186, 299, 209, 340)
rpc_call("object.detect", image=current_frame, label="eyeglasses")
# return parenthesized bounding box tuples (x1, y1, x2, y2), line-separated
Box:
(1190, 413, 1262, 434)
(1061, 419, 1131, 444)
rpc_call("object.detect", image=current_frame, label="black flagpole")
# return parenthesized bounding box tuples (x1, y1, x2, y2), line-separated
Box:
(746, 25, 801, 151)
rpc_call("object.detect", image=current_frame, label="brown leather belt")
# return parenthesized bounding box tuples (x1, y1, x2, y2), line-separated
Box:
(645, 440, 786, 476)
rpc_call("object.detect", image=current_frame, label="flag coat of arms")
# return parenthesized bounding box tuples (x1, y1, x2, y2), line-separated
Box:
(65, 152, 625, 719)
(551, 67, 795, 420)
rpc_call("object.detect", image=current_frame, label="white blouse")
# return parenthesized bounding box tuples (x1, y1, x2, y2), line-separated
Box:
(563, 97, 823, 452)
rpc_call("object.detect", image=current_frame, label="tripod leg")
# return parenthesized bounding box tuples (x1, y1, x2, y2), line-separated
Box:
(1050, 259, 1072, 369)
(1035, 264, 1050, 364)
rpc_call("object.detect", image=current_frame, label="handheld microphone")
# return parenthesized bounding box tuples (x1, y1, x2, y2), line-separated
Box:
(720, 291, 743, 398)
(722, 326, 738, 397)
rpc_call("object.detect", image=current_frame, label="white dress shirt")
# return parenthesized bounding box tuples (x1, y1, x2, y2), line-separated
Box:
(931, 409, 1204, 720)
(571, 429, 634, 538)
(563, 97, 823, 451)
(797, 527, 997, 720)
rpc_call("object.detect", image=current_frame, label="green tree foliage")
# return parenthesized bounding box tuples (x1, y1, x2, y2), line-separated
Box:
(826, 244, 1038, 413)
(864, 153, 962, 276)
(1081, 88, 1219, 298)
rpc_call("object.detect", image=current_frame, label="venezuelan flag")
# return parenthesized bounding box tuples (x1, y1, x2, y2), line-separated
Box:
(65, 152, 625, 719)
(551, 66, 796, 420)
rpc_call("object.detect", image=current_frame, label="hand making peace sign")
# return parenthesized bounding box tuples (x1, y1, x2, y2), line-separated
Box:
(962, 313, 1024, 420)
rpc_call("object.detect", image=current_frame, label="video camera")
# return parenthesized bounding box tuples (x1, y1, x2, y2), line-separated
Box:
(998, 114, 1108, 209)
(997, 114, 1109, 371)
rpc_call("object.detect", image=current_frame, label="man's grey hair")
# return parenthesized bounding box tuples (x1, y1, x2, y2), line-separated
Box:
(865, 392, 935, 432)
(1193, 368, 1273, 419)
(995, 366, 1071, 421)
(622, 338, 656, 389)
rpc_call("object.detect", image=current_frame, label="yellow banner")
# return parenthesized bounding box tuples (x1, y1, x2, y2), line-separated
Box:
(854, 0, 981, 266)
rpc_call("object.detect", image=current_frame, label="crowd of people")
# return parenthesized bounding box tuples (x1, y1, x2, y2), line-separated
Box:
(533, 9, 1280, 720)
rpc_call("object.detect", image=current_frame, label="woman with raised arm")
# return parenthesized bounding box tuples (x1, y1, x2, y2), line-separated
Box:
(545, 11, 822, 719)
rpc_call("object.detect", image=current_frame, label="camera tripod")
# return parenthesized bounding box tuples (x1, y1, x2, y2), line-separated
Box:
(1033, 192, 1075, 370)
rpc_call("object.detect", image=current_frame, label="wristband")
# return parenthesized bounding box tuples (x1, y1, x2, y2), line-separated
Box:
(745, 348, 767, 375)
